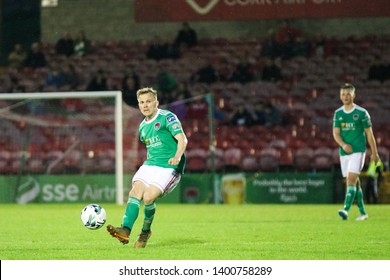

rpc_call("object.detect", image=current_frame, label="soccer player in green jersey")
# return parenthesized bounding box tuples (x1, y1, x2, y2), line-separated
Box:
(333, 83, 380, 221)
(107, 87, 188, 247)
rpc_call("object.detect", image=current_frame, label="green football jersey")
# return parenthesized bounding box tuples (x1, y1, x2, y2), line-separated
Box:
(139, 109, 186, 174)
(333, 104, 372, 156)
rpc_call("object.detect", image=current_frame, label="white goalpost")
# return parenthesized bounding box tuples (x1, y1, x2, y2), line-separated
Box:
(0, 91, 125, 205)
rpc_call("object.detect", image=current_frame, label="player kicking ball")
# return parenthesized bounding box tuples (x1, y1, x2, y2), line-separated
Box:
(333, 83, 380, 221)
(107, 87, 187, 247)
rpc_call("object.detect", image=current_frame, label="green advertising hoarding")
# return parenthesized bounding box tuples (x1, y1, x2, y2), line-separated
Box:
(0, 173, 334, 204)
(245, 173, 333, 203)
(0, 174, 178, 204)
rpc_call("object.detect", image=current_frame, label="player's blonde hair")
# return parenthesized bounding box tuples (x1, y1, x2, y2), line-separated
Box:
(340, 83, 355, 92)
(136, 87, 158, 99)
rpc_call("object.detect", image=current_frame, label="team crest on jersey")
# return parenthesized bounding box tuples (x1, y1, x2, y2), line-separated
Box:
(167, 115, 176, 123)
(353, 114, 359, 120)
(154, 122, 161, 130)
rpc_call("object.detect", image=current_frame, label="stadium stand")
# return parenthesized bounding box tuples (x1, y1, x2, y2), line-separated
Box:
(1, 34, 390, 173)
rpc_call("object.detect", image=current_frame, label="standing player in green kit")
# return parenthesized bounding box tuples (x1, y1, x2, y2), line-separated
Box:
(333, 83, 380, 221)
(107, 87, 188, 247)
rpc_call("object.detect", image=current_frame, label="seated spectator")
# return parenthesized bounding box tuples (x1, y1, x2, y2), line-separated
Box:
(263, 102, 284, 126)
(121, 76, 138, 107)
(155, 66, 177, 96)
(191, 60, 219, 84)
(229, 105, 256, 126)
(291, 36, 311, 58)
(368, 58, 389, 83)
(312, 32, 331, 57)
(63, 63, 81, 89)
(229, 57, 255, 84)
(24, 42, 47, 69)
(174, 22, 198, 50)
(86, 69, 108, 91)
(253, 101, 267, 125)
(121, 64, 140, 90)
(7, 43, 27, 70)
(279, 34, 295, 60)
(73, 30, 89, 56)
(261, 58, 282, 82)
(260, 29, 281, 59)
(45, 62, 64, 88)
(275, 20, 301, 45)
(55, 31, 75, 57)
(106, 77, 120, 91)
(7, 76, 26, 93)
(172, 82, 191, 100)
(146, 36, 180, 60)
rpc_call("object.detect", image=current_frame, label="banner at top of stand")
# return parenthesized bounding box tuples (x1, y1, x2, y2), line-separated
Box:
(135, 0, 390, 22)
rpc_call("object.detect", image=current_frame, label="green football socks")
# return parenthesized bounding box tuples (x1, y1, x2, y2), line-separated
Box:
(344, 185, 356, 211)
(122, 196, 140, 230)
(142, 202, 156, 232)
(356, 188, 367, 215)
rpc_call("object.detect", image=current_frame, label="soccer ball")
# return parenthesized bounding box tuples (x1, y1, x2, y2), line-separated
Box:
(81, 204, 107, 230)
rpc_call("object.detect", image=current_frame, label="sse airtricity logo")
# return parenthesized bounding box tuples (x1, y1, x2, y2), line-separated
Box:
(186, 0, 220, 15)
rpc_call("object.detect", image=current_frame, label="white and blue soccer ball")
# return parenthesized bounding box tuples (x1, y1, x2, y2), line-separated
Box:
(81, 204, 106, 230)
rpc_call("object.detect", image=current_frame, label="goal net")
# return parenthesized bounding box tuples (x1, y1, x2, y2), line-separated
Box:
(0, 91, 141, 205)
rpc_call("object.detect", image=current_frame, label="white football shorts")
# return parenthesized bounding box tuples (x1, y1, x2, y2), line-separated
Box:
(339, 152, 366, 178)
(132, 165, 181, 196)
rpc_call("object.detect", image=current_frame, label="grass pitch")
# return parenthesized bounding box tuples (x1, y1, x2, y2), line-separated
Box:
(0, 203, 389, 260)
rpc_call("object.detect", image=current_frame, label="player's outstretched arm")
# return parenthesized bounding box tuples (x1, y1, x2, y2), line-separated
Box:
(168, 133, 188, 165)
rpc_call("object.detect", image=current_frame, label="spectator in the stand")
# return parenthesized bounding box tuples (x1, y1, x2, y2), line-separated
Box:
(312, 32, 329, 57)
(74, 30, 90, 56)
(229, 105, 256, 127)
(106, 77, 120, 91)
(261, 58, 282, 82)
(368, 57, 389, 83)
(275, 20, 301, 45)
(7, 43, 27, 70)
(122, 65, 140, 90)
(191, 60, 219, 84)
(260, 29, 281, 59)
(174, 22, 198, 50)
(216, 57, 233, 82)
(86, 69, 108, 91)
(63, 63, 81, 90)
(279, 34, 295, 60)
(122, 76, 138, 107)
(55, 31, 75, 57)
(74, 30, 91, 56)
(24, 42, 47, 69)
(229, 57, 255, 84)
(146, 36, 177, 61)
(291, 36, 311, 58)
(45, 62, 64, 88)
(7, 76, 26, 93)
(156, 66, 178, 96)
(253, 101, 267, 125)
(173, 82, 191, 100)
(263, 102, 284, 126)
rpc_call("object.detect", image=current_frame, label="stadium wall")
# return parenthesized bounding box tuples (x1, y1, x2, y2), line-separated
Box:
(40, 0, 390, 43)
